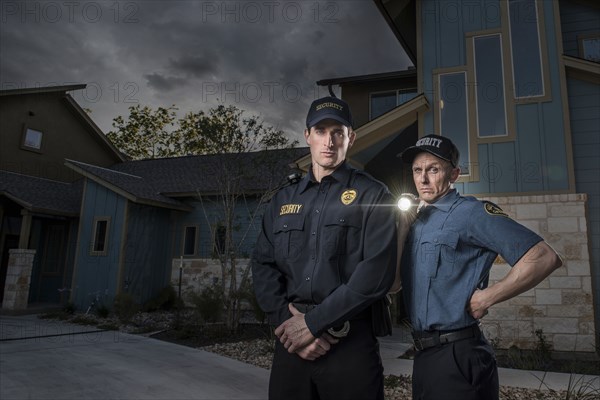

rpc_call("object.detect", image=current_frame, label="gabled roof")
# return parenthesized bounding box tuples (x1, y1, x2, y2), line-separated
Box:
(0, 171, 82, 216)
(373, 0, 417, 65)
(317, 69, 417, 87)
(0, 84, 126, 163)
(66, 147, 310, 211)
(0, 84, 87, 97)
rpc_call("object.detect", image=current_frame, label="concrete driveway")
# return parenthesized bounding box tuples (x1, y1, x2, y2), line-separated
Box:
(0, 315, 270, 400)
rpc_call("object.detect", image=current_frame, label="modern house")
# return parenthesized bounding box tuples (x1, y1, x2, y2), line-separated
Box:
(0, 85, 125, 310)
(0, 83, 308, 313)
(303, 0, 598, 353)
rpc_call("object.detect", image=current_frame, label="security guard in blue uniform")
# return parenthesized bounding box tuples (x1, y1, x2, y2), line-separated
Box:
(398, 134, 562, 400)
(251, 96, 397, 400)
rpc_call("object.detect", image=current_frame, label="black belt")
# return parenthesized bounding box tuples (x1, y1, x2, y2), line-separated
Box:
(412, 325, 481, 351)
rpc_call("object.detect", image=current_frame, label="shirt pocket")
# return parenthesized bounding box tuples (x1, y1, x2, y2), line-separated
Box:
(273, 215, 305, 260)
(419, 230, 459, 279)
(323, 210, 362, 256)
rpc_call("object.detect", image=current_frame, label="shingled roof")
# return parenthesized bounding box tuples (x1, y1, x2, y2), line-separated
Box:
(66, 147, 310, 210)
(0, 170, 83, 216)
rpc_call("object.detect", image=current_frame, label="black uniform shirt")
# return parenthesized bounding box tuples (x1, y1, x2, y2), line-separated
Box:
(251, 162, 397, 337)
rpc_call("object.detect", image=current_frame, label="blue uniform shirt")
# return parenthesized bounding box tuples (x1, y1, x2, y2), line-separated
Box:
(401, 189, 542, 332)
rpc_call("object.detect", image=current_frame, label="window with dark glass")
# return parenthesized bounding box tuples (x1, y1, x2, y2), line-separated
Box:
(508, 0, 544, 97)
(474, 34, 507, 137)
(91, 218, 109, 255)
(183, 226, 197, 256)
(214, 225, 227, 255)
(439, 72, 470, 174)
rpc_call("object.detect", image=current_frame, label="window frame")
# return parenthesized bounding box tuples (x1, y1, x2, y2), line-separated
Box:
(182, 225, 198, 257)
(501, 0, 552, 103)
(433, 67, 478, 182)
(20, 125, 44, 153)
(90, 217, 110, 256)
(578, 33, 600, 63)
(466, 31, 516, 143)
(369, 88, 418, 120)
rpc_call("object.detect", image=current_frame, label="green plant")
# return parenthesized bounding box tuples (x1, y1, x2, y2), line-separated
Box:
(188, 283, 224, 323)
(564, 374, 600, 400)
(113, 293, 141, 324)
(238, 281, 266, 324)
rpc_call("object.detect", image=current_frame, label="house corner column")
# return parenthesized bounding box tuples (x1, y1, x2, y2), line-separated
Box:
(2, 249, 36, 311)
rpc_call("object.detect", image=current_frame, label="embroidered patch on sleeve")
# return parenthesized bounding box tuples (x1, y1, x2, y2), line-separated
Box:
(484, 202, 508, 217)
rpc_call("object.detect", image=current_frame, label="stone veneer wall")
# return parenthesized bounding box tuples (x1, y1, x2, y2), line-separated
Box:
(1, 249, 36, 311)
(170, 258, 250, 305)
(480, 194, 596, 353)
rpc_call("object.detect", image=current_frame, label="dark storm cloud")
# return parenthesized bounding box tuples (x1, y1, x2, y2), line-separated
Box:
(0, 0, 411, 142)
(169, 52, 220, 78)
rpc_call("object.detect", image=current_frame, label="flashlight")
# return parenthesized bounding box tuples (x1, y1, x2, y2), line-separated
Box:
(397, 193, 418, 212)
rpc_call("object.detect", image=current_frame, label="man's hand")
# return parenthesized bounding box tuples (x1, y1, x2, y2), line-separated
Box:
(467, 288, 490, 319)
(295, 333, 339, 361)
(274, 303, 316, 353)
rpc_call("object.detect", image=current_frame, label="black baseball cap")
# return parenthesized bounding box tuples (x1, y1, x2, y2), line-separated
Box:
(399, 134, 460, 167)
(306, 96, 353, 129)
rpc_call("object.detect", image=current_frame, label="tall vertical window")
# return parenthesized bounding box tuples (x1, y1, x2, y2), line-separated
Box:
(439, 72, 470, 174)
(474, 34, 507, 137)
(91, 218, 110, 256)
(183, 226, 197, 256)
(508, 0, 544, 97)
(213, 225, 227, 256)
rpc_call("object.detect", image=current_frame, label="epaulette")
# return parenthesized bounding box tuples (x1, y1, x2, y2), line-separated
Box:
(264, 173, 302, 202)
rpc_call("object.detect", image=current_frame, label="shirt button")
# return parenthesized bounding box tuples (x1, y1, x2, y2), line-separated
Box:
(339, 218, 345, 223)
(283, 224, 288, 228)
(315, 209, 320, 214)
(305, 277, 310, 281)
(312, 231, 316, 235)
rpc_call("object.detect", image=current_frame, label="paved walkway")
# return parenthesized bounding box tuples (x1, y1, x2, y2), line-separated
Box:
(1, 315, 598, 399)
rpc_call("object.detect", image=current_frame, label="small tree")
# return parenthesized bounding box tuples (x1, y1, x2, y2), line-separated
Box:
(177, 104, 298, 333)
(105, 103, 299, 333)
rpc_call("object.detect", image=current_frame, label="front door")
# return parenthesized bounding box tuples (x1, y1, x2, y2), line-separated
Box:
(29, 221, 70, 304)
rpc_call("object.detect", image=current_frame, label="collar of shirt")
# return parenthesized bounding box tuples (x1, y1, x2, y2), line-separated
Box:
(298, 161, 352, 193)
(421, 189, 460, 213)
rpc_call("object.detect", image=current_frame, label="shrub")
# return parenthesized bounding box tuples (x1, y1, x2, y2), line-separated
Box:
(113, 293, 141, 323)
(188, 283, 224, 323)
(143, 285, 183, 312)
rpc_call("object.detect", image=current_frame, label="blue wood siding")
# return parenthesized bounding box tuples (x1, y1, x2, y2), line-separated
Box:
(121, 203, 174, 304)
(172, 197, 262, 260)
(73, 180, 127, 310)
(421, 0, 571, 194)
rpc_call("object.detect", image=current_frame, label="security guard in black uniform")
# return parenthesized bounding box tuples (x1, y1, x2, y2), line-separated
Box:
(251, 96, 398, 400)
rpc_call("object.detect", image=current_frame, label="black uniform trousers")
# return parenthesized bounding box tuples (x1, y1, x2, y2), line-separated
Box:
(412, 333, 499, 400)
(268, 318, 384, 400)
